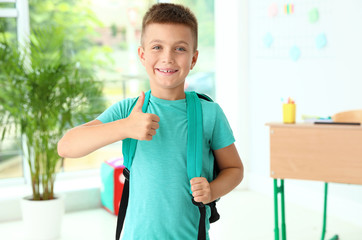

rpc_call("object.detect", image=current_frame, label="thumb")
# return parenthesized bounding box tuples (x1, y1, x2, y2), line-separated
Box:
(133, 91, 145, 112)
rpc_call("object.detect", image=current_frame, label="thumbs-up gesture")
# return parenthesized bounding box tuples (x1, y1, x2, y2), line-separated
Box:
(126, 92, 160, 141)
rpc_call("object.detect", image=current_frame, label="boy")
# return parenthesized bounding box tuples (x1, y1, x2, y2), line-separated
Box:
(58, 3, 243, 240)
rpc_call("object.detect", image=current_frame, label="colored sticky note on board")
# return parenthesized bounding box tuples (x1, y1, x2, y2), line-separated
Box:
(263, 33, 274, 48)
(268, 3, 278, 17)
(309, 8, 319, 23)
(316, 33, 327, 49)
(290, 46, 301, 61)
(284, 4, 294, 14)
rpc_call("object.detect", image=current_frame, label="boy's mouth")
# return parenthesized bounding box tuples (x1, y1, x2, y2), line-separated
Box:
(155, 68, 178, 74)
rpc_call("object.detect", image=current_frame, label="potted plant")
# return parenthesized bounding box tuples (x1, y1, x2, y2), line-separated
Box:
(0, 26, 105, 239)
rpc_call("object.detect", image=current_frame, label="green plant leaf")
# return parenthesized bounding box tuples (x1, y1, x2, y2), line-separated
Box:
(0, 24, 106, 200)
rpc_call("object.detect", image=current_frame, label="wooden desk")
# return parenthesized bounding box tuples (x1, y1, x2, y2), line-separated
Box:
(266, 123, 362, 240)
(268, 122, 362, 184)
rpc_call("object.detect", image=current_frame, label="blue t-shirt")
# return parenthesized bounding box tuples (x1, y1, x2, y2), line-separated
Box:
(97, 93, 235, 240)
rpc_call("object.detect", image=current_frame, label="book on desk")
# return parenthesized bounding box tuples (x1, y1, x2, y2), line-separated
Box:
(314, 121, 361, 126)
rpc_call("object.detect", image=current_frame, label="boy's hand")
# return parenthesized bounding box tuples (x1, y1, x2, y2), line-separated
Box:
(190, 177, 212, 204)
(126, 92, 160, 141)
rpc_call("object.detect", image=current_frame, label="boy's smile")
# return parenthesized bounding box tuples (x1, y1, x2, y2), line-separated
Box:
(138, 23, 198, 100)
(156, 68, 178, 75)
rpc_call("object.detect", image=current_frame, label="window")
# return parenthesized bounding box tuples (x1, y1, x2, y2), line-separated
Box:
(0, 0, 29, 180)
(0, 131, 23, 180)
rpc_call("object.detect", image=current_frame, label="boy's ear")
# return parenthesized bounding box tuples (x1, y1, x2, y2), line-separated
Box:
(190, 50, 199, 70)
(138, 46, 146, 66)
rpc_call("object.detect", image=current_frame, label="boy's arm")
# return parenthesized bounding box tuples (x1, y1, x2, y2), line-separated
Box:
(57, 119, 129, 158)
(57, 92, 160, 158)
(191, 143, 244, 204)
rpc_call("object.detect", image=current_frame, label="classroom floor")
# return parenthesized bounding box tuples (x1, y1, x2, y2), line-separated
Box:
(0, 189, 361, 240)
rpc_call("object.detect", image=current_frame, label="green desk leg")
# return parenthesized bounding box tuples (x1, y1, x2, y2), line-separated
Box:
(274, 179, 287, 240)
(321, 182, 328, 240)
(280, 180, 286, 240)
(274, 179, 280, 240)
(321, 182, 339, 240)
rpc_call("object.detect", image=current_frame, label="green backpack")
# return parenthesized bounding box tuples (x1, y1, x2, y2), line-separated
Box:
(116, 90, 220, 240)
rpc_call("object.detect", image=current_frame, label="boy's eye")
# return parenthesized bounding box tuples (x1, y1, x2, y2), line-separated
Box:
(152, 46, 161, 50)
(176, 47, 186, 51)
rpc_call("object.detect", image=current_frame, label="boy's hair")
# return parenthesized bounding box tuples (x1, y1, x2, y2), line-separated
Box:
(141, 3, 198, 51)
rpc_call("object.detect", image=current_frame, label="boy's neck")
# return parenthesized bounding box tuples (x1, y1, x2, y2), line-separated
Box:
(151, 88, 186, 101)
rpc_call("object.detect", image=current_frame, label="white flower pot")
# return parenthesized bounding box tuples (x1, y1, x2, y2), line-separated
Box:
(21, 195, 64, 240)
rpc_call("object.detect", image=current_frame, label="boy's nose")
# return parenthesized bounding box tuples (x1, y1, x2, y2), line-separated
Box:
(161, 50, 175, 64)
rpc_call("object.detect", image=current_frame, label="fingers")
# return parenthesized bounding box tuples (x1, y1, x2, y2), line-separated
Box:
(138, 122, 158, 141)
(142, 129, 157, 141)
(133, 91, 145, 112)
(151, 122, 159, 130)
(190, 177, 207, 185)
(143, 113, 160, 124)
(190, 177, 208, 192)
(149, 129, 157, 136)
(190, 177, 212, 204)
(150, 113, 160, 123)
(141, 114, 159, 130)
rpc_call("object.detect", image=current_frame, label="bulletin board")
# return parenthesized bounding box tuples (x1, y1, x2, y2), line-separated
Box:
(250, 1, 335, 61)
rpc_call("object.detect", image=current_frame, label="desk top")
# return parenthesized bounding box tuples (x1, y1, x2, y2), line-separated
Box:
(267, 122, 362, 185)
(266, 122, 362, 130)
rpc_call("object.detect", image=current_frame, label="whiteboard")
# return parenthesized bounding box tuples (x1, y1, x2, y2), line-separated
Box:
(249, 0, 362, 118)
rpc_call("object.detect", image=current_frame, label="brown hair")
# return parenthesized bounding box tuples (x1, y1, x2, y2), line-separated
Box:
(141, 3, 198, 51)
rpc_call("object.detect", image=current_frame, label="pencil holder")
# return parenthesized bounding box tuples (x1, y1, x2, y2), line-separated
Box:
(283, 103, 296, 123)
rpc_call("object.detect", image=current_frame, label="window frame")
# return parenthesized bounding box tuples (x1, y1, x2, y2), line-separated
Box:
(0, 0, 30, 184)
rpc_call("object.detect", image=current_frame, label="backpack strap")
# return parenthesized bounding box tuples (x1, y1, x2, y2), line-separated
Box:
(186, 91, 210, 240)
(185, 92, 203, 188)
(115, 168, 129, 240)
(196, 93, 213, 102)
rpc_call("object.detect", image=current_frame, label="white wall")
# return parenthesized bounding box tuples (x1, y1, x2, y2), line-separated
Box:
(215, 0, 249, 189)
(215, 0, 362, 227)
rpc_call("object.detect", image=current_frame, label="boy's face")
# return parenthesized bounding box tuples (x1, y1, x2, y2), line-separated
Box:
(138, 23, 198, 96)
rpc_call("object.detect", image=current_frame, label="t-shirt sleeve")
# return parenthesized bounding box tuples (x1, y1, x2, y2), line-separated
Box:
(96, 98, 136, 123)
(210, 104, 235, 150)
